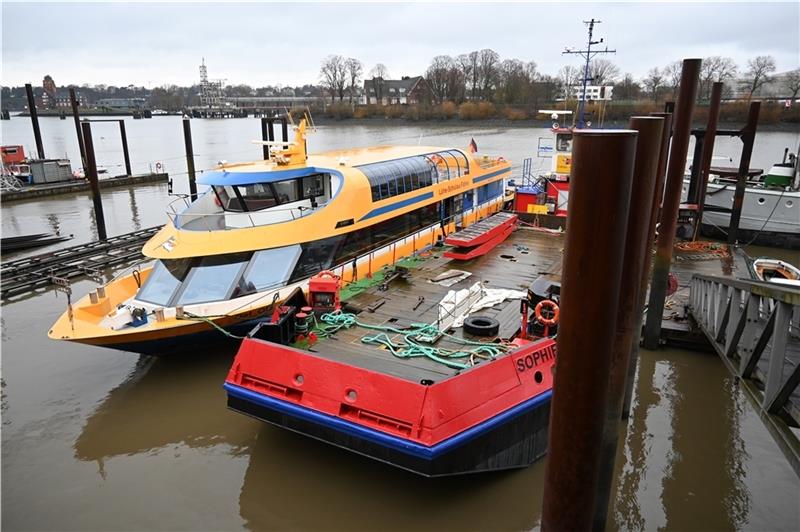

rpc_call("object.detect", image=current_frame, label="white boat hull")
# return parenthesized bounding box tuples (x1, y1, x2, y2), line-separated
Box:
(682, 179, 800, 248)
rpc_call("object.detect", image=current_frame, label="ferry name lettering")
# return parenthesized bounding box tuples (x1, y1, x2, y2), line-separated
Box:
(515, 346, 555, 373)
(437, 180, 470, 196)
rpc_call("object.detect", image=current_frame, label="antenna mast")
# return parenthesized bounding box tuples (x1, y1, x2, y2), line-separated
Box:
(563, 19, 616, 128)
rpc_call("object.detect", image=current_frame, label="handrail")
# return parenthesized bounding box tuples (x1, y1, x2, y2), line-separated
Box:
(692, 274, 800, 304)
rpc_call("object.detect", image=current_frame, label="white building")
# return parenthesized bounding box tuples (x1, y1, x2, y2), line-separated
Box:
(572, 85, 614, 101)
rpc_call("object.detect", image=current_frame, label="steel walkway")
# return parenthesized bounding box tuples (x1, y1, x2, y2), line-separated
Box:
(689, 274, 800, 475)
(1, 226, 159, 299)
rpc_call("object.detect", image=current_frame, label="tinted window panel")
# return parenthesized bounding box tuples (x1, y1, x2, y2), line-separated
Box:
(136, 259, 192, 306)
(272, 180, 301, 204)
(176, 253, 250, 305)
(236, 183, 276, 211)
(240, 245, 302, 293)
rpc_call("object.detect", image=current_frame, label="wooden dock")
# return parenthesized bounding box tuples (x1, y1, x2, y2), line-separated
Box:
(1, 172, 168, 202)
(0, 226, 159, 299)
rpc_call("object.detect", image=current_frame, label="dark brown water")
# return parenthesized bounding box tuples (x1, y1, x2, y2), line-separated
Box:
(2, 119, 799, 530)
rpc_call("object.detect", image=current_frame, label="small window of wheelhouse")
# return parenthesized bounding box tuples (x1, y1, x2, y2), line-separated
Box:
(556, 134, 573, 152)
(136, 258, 193, 306)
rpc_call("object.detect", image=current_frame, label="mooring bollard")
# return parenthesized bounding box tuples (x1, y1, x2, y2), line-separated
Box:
(541, 129, 637, 531)
(643, 58, 701, 349)
(593, 116, 664, 530)
(80, 121, 108, 241)
(182, 118, 198, 201)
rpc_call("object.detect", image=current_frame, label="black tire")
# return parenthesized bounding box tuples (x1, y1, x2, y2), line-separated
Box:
(463, 315, 500, 337)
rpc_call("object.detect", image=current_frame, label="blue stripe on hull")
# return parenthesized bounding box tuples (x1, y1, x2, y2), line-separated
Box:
(472, 168, 510, 184)
(224, 382, 552, 460)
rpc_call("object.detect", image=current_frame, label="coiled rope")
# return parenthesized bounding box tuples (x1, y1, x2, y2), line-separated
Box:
(317, 311, 509, 370)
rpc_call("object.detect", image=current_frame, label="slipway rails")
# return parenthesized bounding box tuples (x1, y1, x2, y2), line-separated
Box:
(689, 274, 800, 475)
(1, 226, 158, 299)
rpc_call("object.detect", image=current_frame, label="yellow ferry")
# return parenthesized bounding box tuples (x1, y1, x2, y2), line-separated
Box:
(48, 119, 511, 354)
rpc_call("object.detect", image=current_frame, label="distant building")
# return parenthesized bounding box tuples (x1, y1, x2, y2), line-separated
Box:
(41, 89, 88, 109)
(96, 97, 147, 110)
(363, 76, 433, 105)
(571, 85, 614, 101)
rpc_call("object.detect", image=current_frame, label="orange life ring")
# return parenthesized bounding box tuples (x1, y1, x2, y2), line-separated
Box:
(155, 162, 163, 172)
(535, 300, 559, 326)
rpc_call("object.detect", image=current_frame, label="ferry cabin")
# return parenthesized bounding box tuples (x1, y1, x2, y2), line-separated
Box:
(49, 131, 512, 352)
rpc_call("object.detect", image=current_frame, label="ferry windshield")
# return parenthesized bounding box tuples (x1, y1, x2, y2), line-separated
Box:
(212, 174, 329, 213)
(135, 245, 303, 307)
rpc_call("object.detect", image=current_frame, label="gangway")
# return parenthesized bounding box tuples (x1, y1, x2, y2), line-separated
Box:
(689, 274, 800, 475)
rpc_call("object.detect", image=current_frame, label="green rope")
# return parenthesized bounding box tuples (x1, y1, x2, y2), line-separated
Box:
(316, 311, 508, 369)
(179, 312, 247, 340)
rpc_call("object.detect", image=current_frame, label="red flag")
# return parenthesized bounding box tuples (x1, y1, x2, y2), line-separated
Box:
(468, 138, 478, 153)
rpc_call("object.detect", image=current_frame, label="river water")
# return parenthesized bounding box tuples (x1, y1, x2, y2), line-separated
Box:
(1, 117, 799, 530)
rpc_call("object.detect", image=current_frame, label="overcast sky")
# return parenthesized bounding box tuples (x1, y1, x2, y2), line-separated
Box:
(2, 1, 798, 88)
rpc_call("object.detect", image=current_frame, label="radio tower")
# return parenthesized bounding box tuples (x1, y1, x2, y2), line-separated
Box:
(563, 19, 616, 128)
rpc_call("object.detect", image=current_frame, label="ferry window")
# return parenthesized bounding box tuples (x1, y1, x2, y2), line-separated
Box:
(235, 183, 278, 211)
(556, 134, 572, 153)
(136, 258, 192, 306)
(175, 253, 250, 305)
(359, 156, 436, 201)
(213, 185, 246, 212)
(239, 245, 302, 293)
(272, 179, 301, 204)
(303, 174, 324, 198)
(289, 235, 344, 283)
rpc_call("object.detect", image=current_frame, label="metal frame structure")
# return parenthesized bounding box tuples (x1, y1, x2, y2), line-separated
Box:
(689, 274, 800, 475)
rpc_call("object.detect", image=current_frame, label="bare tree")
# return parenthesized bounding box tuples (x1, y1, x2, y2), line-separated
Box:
(426, 55, 454, 104)
(320, 55, 347, 103)
(700, 56, 738, 99)
(786, 69, 800, 102)
(558, 65, 580, 99)
(588, 59, 620, 86)
(345, 57, 363, 105)
(369, 63, 389, 79)
(456, 54, 474, 100)
(663, 60, 682, 98)
(745, 55, 776, 98)
(477, 48, 500, 100)
(614, 73, 641, 101)
(642, 67, 664, 102)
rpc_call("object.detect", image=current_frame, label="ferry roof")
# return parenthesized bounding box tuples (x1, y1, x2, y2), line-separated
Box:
(198, 145, 462, 186)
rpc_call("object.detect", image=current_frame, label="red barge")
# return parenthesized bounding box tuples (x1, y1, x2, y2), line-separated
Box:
(224, 220, 562, 476)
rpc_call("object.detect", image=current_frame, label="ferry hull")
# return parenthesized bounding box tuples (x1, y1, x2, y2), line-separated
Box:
(224, 335, 557, 477)
(226, 384, 551, 477)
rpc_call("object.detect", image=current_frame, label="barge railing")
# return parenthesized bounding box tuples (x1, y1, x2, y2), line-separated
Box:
(689, 274, 800, 475)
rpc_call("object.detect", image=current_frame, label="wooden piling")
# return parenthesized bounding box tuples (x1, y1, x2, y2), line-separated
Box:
(541, 130, 638, 532)
(80, 122, 107, 241)
(182, 118, 198, 201)
(260, 117, 270, 160)
(692, 82, 724, 241)
(643, 58, 701, 349)
(593, 117, 664, 530)
(118, 120, 132, 177)
(69, 89, 86, 169)
(728, 101, 761, 244)
(622, 111, 673, 419)
(25, 83, 45, 159)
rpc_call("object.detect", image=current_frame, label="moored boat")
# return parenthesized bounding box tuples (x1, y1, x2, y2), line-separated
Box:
(223, 226, 561, 476)
(48, 117, 512, 353)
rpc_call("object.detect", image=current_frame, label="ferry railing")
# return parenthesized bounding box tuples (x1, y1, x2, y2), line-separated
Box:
(689, 274, 800, 475)
(165, 195, 319, 231)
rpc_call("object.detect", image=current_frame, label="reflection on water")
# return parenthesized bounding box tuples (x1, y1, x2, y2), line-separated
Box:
(74, 348, 254, 470)
(242, 428, 543, 531)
